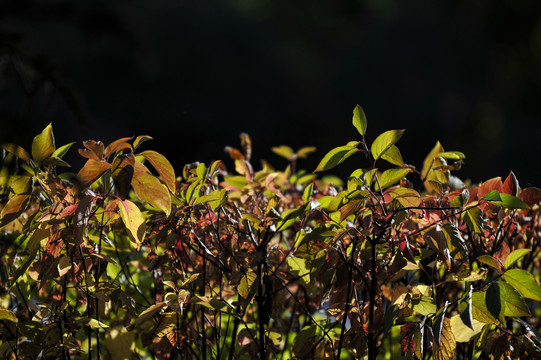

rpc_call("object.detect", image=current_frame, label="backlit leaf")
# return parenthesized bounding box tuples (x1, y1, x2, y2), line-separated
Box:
(500, 282, 530, 317)
(51, 142, 75, 159)
(371, 129, 405, 160)
(31, 123, 55, 165)
(502, 171, 519, 196)
(471, 291, 498, 324)
(459, 285, 474, 330)
(477, 255, 500, 270)
(128, 302, 166, 330)
(388, 187, 421, 207)
(77, 159, 112, 188)
(463, 207, 483, 234)
(133, 135, 153, 150)
(438, 151, 465, 160)
(432, 301, 448, 346)
(504, 249, 530, 269)
(238, 271, 257, 298)
(352, 104, 367, 136)
(132, 162, 171, 215)
(117, 199, 146, 248)
(375, 168, 411, 191)
(104, 137, 133, 158)
(380, 145, 405, 166)
(138, 150, 176, 193)
(314, 144, 358, 172)
(0, 307, 17, 323)
(450, 315, 485, 343)
(450, 189, 470, 208)
(287, 256, 311, 288)
(422, 141, 443, 180)
(442, 223, 468, 261)
(297, 146, 317, 158)
(483, 190, 529, 209)
(272, 145, 294, 160)
(2, 143, 31, 164)
(502, 269, 541, 301)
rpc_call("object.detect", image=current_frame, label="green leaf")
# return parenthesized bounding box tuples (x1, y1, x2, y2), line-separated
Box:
(450, 189, 470, 208)
(411, 297, 437, 316)
(486, 282, 505, 323)
(371, 129, 405, 160)
(223, 176, 248, 190)
(128, 302, 166, 330)
(0, 307, 17, 323)
(352, 104, 367, 136)
(449, 315, 485, 343)
(287, 256, 311, 288)
(138, 150, 176, 193)
(1, 143, 31, 164)
(238, 271, 258, 298)
(380, 145, 405, 167)
(375, 168, 411, 191)
(132, 162, 171, 216)
(483, 190, 529, 209)
(303, 182, 314, 203)
(51, 142, 75, 159)
(272, 145, 294, 160)
(314, 144, 358, 172)
(31, 123, 56, 165)
(463, 207, 483, 234)
(79, 317, 109, 329)
(442, 223, 468, 261)
(504, 249, 530, 269)
(445, 268, 487, 282)
(477, 255, 500, 270)
(297, 146, 317, 158)
(194, 189, 227, 211)
(502, 269, 541, 300)
(388, 187, 421, 207)
(117, 199, 146, 249)
(438, 151, 465, 160)
(471, 291, 498, 324)
(500, 282, 530, 317)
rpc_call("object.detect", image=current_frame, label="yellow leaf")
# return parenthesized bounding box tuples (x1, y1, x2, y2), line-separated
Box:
(31, 123, 56, 165)
(117, 199, 146, 248)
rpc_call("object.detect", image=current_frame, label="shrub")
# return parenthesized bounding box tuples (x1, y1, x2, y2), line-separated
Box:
(1, 106, 540, 359)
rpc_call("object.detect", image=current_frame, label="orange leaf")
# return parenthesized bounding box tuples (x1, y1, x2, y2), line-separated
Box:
(138, 150, 176, 193)
(105, 137, 133, 158)
(477, 177, 502, 200)
(77, 159, 112, 187)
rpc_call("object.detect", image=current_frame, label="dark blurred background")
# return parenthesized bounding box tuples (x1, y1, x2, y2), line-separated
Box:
(1, 0, 540, 185)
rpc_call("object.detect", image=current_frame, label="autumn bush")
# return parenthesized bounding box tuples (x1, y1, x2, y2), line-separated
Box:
(1, 105, 541, 359)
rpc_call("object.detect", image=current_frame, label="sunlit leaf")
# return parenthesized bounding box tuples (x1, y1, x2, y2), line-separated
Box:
(463, 207, 483, 234)
(133, 135, 153, 150)
(297, 146, 317, 158)
(128, 302, 166, 330)
(104, 327, 135, 360)
(352, 104, 367, 136)
(502, 171, 519, 196)
(500, 282, 530, 317)
(2, 143, 31, 164)
(238, 271, 257, 298)
(477, 255, 500, 270)
(483, 190, 529, 209)
(138, 150, 176, 193)
(471, 291, 498, 324)
(31, 123, 55, 165)
(287, 256, 311, 288)
(117, 199, 146, 248)
(502, 269, 541, 301)
(380, 145, 405, 167)
(411, 297, 437, 316)
(371, 129, 404, 160)
(104, 137, 133, 158)
(518, 187, 541, 207)
(445, 268, 487, 282)
(0, 307, 17, 323)
(77, 159, 112, 188)
(272, 145, 294, 160)
(132, 162, 171, 215)
(450, 315, 485, 343)
(504, 249, 530, 269)
(375, 168, 411, 191)
(432, 301, 448, 346)
(450, 189, 470, 208)
(51, 142, 75, 159)
(388, 187, 421, 207)
(314, 144, 358, 172)
(438, 151, 465, 160)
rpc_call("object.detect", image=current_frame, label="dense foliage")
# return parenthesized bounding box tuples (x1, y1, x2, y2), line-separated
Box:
(1, 106, 541, 359)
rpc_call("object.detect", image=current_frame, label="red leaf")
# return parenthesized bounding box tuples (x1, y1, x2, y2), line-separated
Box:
(501, 171, 519, 196)
(400, 323, 417, 354)
(77, 159, 112, 187)
(518, 187, 541, 207)
(477, 177, 502, 200)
